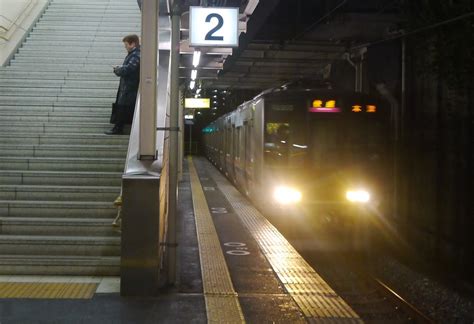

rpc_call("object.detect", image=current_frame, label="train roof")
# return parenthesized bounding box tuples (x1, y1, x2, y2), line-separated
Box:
(252, 79, 379, 101)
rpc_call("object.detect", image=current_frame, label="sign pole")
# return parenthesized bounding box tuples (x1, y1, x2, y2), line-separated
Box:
(189, 123, 192, 154)
(167, 6, 180, 286)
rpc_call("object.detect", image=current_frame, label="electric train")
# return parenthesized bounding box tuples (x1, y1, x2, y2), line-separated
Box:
(203, 83, 392, 227)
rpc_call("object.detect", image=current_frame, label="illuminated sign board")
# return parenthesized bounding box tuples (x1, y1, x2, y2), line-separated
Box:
(352, 105, 362, 112)
(352, 104, 377, 113)
(189, 7, 239, 47)
(366, 105, 377, 113)
(309, 99, 341, 113)
(184, 98, 210, 109)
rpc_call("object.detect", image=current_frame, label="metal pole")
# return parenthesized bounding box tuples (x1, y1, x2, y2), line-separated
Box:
(189, 124, 192, 155)
(167, 6, 180, 285)
(139, 0, 158, 159)
(178, 88, 184, 180)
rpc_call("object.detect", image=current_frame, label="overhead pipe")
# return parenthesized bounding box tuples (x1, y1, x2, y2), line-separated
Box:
(343, 47, 366, 92)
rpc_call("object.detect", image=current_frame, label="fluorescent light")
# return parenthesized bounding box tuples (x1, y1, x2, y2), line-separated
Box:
(292, 144, 308, 149)
(192, 51, 201, 67)
(244, 0, 259, 16)
(191, 69, 197, 80)
(189, 80, 195, 89)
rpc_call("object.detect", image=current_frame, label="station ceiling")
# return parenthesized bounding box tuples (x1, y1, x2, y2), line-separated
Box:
(173, 0, 401, 90)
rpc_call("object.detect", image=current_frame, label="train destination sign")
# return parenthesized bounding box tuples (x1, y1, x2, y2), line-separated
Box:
(189, 6, 239, 47)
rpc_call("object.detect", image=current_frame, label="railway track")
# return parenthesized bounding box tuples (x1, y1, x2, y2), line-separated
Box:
(293, 247, 434, 323)
(373, 278, 434, 323)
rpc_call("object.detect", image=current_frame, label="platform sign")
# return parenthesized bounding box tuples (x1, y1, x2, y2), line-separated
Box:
(189, 6, 239, 47)
(185, 98, 210, 109)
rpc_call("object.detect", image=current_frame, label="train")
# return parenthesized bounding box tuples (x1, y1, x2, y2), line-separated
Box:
(202, 83, 392, 230)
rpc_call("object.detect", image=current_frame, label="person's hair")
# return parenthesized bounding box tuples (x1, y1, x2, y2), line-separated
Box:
(122, 34, 139, 46)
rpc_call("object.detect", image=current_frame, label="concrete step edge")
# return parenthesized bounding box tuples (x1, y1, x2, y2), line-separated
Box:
(0, 254, 120, 265)
(0, 200, 116, 208)
(0, 235, 120, 244)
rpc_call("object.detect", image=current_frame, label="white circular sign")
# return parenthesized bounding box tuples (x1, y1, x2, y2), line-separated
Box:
(226, 250, 250, 256)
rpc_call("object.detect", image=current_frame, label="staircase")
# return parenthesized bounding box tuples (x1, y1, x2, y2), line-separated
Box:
(0, 0, 140, 275)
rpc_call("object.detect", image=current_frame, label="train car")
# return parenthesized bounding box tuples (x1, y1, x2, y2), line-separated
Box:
(203, 83, 392, 230)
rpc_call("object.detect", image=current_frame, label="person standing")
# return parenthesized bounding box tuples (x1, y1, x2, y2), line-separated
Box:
(106, 34, 140, 135)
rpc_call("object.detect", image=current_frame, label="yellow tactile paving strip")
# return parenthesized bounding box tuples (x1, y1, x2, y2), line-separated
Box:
(0, 282, 97, 299)
(188, 157, 245, 324)
(206, 162, 363, 323)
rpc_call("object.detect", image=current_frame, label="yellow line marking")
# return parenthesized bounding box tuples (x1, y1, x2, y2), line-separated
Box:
(188, 157, 245, 324)
(0, 282, 97, 299)
(207, 161, 363, 322)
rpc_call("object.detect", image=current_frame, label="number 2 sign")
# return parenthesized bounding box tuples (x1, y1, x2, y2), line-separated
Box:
(189, 7, 239, 47)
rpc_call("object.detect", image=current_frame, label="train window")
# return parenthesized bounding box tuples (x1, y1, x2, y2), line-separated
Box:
(264, 123, 289, 166)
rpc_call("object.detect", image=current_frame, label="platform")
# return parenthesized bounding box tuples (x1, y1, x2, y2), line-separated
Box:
(0, 157, 361, 323)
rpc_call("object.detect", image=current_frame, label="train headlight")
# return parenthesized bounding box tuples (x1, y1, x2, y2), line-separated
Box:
(346, 189, 370, 203)
(273, 186, 302, 205)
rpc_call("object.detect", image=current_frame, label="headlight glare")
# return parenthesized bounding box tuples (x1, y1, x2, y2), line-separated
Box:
(346, 189, 370, 203)
(273, 186, 302, 205)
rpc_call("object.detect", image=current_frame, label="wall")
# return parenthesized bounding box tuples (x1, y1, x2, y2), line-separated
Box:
(0, 0, 49, 66)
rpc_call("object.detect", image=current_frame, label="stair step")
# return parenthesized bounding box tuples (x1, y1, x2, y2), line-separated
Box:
(0, 79, 66, 87)
(1, 110, 109, 116)
(0, 102, 112, 110)
(0, 86, 114, 95)
(0, 133, 128, 145)
(0, 114, 110, 123)
(0, 255, 120, 275)
(0, 96, 113, 105)
(5, 64, 116, 73)
(30, 30, 135, 37)
(35, 22, 139, 28)
(0, 144, 125, 158)
(15, 51, 128, 59)
(0, 200, 117, 218)
(0, 157, 125, 172)
(0, 70, 114, 79)
(12, 57, 123, 65)
(0, 185, 120, 202)
(0, 170, 123, 186)
(0, 79, 118, 89)
(0, 235, 120, 256)
(0, 122, 112, 134)
(0, 217, 118, 236)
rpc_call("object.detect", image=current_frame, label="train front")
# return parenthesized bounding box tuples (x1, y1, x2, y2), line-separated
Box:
(261, 89, 392, 227)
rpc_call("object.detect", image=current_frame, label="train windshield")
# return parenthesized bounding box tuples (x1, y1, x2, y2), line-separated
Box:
(308, 117, 388, 170)
(264, 95, 389, 169)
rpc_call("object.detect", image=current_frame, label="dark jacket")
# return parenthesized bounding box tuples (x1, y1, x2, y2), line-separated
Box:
(113, 46, 140, 124)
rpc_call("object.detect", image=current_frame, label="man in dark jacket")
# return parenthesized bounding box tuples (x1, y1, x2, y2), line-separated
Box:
(106, 34, 140, 135)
